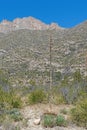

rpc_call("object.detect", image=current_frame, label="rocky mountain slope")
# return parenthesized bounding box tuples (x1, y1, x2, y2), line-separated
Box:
(0, 17, 87, 130)
(0, 17, 87, 88)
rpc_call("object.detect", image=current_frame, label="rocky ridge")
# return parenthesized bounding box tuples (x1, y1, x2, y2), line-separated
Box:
(0, 16, 63, 33)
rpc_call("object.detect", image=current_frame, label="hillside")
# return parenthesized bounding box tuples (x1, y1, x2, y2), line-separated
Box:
(0, 17, 87, 130)
(0, 19, 87, 97)
(0, 19, 87, 88)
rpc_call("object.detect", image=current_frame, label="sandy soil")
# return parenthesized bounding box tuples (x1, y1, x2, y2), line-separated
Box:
(20, 104, 86, 130)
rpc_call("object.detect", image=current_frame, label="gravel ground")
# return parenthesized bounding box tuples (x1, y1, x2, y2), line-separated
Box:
(20, 104, 86, 130)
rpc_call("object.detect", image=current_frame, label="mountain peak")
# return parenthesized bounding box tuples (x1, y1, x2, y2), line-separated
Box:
(0, 16, 63, 33)
(49, 22, 62, 30)
(1, 20, 11, 25)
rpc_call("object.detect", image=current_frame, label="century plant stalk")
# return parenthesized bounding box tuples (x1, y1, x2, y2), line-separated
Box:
(49, 32, 53, 110)
(49, 34, 52, 92)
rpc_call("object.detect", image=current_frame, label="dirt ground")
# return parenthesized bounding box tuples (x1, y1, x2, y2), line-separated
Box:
(20, 104, 86, 130)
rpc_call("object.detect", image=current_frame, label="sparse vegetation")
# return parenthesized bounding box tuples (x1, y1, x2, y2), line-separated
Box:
(8, 108, 23, 122)
(60, 108, 68, 115)
(11, 95, 22, 108)
(56, 115, 67, 127)
(2, 117, 21, 130)
(41, 113, 67, 128)
(51, 90, 66, 105)
(0, 22, 87, 130)
(71, 98, 87, 128)
(28, 89, 47, 104)
(0, 87, 22, 109)
(42, 113, 56, 127)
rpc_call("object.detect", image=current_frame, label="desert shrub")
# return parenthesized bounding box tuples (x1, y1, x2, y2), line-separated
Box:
(60, 108, 67, 115)
(0, 102, 6, 124)
(28, 89, 46, 104)
(60, 82, 83, 104)
(11, 96, 22, 108)
(0, 87, 11, 109)
(29, 79, 36, 86)
(41, 114, 56, 128)
(50, 87, 66, 104)
(63, 87, 77, 104)
(56, 115, 67, 127)
(0, 69, 10, 91)
(73, 69, 82, 82)
(78, 91, 87, 101)
(41, 113, 67, 127)
(8, 108, 23, 122)
(2, 117, 21, 130)
(59, 70, 85, 104)
(52, 93, 65, 105)
(60, 77, 75, 104)
(71, 98, 87, 128)
(53, 71, 62, 82)
(0, 112, 6, 124)
(0, 87, 22, 108)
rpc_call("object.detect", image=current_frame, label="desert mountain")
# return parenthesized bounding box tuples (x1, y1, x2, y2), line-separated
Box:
(0, 17, 63, 33)
(0, 17, 87, 88)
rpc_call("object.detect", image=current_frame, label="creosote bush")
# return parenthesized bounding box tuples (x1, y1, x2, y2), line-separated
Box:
(11, 95, 22, 108)
(52, 93, 65, 105)
(28, 89, 47, 104)
(0, 87, 22, 109)
(50, 87, 66, 105)
(71, 98, 87, 128)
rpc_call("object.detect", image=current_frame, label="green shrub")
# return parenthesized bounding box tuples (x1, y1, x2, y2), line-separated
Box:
(41, 113, 67, 127)
(56, 115, 67, 127)
(42, 114, 56, 128)
(11, 96, 22, 108)
(73, 69, 82, 82)
(8, 108, 23, 122)
(0, 87, 12, 109)
(52, 94, 65, 105)
(71, 98, 87, 128)
(28, 89, 46, 104)
(0, 87, 22, 108)
(78, 91, 87, 101)
(50, 88, 66, 104)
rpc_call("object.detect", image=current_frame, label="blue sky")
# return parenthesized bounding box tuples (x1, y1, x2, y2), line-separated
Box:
(0, 0, 87, 28)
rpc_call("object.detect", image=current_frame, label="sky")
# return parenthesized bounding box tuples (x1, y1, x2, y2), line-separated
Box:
(0, 0, 87, 28)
